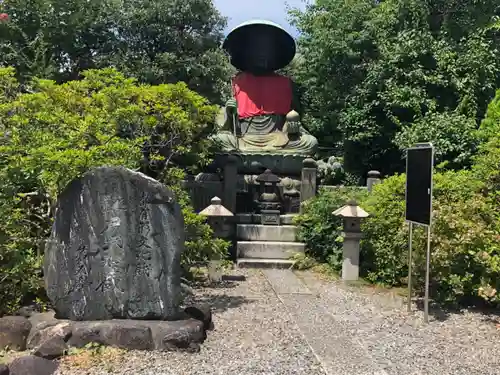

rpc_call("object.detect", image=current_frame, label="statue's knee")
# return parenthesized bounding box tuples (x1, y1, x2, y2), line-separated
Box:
(303, 134, 318, 147)
(212, 132, 237, 151)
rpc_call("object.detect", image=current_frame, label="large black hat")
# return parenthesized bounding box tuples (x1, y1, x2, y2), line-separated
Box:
(222, 20, 296, 72)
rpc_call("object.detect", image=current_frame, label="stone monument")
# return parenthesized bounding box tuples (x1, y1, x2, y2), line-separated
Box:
(44, 166, 184, 321)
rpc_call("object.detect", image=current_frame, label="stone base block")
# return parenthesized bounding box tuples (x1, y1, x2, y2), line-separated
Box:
(237, 241, 305, 259)
(237, 258, 296, 269)
(236, 214, 298, 225)
(237, 224, 298, 242)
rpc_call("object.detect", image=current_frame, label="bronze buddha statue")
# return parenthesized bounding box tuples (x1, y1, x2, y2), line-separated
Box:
(213, 20, 318, 156)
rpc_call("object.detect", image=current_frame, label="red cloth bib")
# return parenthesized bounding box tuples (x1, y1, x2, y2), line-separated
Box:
(233, 72, 292, 119)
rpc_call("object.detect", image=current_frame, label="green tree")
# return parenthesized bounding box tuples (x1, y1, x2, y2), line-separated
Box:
(290, 0, 500, 178)
(0, 0, 231, 104)
(0, 67, 227, 315)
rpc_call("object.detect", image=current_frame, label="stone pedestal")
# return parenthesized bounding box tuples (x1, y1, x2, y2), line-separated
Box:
(223, 155, 238, 214)
(261, 210, 280, 225)
(341, 232, 363, 281)
(300, 158, 317, 213)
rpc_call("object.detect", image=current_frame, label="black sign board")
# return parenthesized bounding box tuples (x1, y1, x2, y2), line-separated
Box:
(405, 144, 434, 226)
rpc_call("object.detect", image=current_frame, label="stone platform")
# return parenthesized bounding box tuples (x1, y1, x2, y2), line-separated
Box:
(0, 305, 212, 375)
(236, 221, 305, 268)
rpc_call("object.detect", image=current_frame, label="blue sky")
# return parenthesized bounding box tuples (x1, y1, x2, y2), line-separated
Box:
(213, 0, 310, 36)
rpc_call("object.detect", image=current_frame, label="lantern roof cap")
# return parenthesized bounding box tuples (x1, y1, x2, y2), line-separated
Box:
(332, 200, 369, 218)
(199, 196, 234, 217)
(256, 169, 281, 184)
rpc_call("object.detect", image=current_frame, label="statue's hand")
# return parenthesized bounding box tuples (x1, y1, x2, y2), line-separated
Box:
(283, 121, 301, 135)
(225, 99, 237, 115)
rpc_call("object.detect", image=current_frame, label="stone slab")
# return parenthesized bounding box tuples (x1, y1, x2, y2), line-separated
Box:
(44, 166, 184, 321)
(262, 270, 312, 295)
(236, 214, 298, 225)
(237, 241, 305, 259)
(237, 224, 298, 242)
(237, 258, 295, 269)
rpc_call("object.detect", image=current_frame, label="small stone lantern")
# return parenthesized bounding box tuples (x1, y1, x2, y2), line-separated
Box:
(200, 196, 234, 282)
(332, 200, 369, 281)
(256, 169, 281, 225)
(366, 170, 381, 192)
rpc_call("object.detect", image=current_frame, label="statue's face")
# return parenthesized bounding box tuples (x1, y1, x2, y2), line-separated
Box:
(247, 31, 275, 72)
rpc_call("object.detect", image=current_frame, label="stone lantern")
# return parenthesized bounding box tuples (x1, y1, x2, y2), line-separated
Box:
(366, 170, 381, 192)
(332, 200, 369, 281)
(256, 169, 281, 225)
(200, 196, 234, 282)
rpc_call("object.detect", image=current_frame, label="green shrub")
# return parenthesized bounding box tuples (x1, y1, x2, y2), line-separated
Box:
(478, 89, 500, 141)
(0, 67, 225, 315)
(299, 168, 499, 305)
(360, 174, 407, 286)
(361, 170, 499, 305)
(295, 187, 369, 271)
(163, 168, 230, 273)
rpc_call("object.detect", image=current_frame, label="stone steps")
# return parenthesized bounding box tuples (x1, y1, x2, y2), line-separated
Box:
(236, 224, 298, 242)
(235, 219, 305, 269)
(237, 241, 305, 259)
(236, 258, 295, 269)
(235, 214, 297, 225)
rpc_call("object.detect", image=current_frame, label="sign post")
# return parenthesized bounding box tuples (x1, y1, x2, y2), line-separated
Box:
(405, 143, 434, 323)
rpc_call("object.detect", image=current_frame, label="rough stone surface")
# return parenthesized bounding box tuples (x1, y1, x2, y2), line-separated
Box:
(66, 323, 100, 348)
(66, 319, 204, 352)
(28, 312, 58, 331)
(184, 304, 213, 331)
(9, 355, 58, 375)
(0, 364, 9, 375)
(27, 322, 72, 350)
(100, 322, 154, 351)
(153, 319, 205, 351)
(33, 335, 68, 360)
(14, 305, 38, 319)
(0, 316, 32, 351)
(44, 166, 185, 321)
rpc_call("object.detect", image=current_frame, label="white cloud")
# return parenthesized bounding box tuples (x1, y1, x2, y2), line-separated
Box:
(213, 0, 310, 36)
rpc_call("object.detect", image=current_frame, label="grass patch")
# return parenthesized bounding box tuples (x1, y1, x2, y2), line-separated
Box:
(290, 253, 339, 280)
(290, 252, 407, 299)
(59, 343, 127, 372)
(0, 349, 28, 365)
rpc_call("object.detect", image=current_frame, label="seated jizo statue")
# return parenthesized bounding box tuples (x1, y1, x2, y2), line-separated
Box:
(214, 20, 318, 155)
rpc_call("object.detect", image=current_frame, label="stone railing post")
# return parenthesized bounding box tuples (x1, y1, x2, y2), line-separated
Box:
(366, 170, 381, 192)
(223, 155, 238, 214)
(300, 158, 317, 213)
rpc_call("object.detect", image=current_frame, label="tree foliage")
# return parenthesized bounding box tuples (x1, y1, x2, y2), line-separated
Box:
(296, 90, 500, 305)
(0, 0, 231, 104)
(291, 0, 500, 177)
(0, 67, 227, 315)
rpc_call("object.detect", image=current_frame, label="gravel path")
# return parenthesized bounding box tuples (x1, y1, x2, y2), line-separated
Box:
(57, 269, 325, 375)
(57, 269, 500, 375)
(294, 271, 500, 375)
